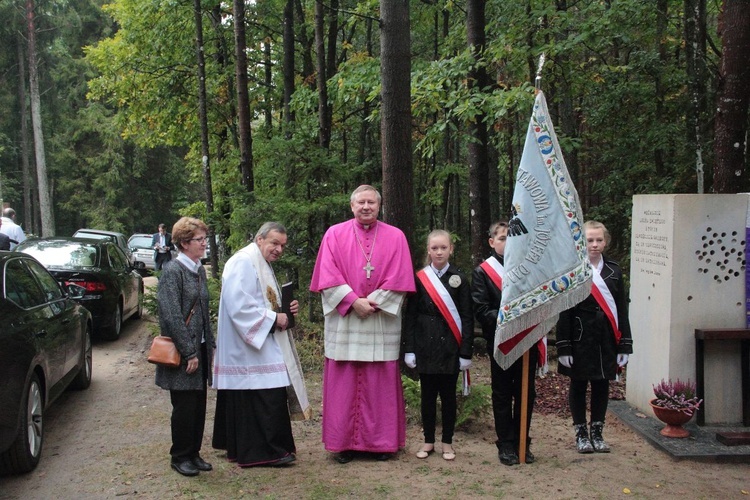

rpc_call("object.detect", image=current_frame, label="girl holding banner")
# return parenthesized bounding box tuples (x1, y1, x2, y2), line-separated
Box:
(403, 230, 474, 461)
(556, 221, 633, 453)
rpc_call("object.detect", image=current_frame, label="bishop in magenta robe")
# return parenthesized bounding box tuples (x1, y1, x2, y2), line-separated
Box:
(310, 185, 415, 462)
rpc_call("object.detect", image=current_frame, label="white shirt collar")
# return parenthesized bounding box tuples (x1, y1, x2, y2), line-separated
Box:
(431, 263, 449, 277)
(176, 252, 201, 274)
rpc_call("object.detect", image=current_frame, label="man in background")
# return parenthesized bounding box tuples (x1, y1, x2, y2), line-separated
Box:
(152, 223, 174, 270)
(0, 208, 26, 250)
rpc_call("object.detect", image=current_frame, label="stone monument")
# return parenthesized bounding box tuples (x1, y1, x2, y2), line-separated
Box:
(627, 194, 747, 424)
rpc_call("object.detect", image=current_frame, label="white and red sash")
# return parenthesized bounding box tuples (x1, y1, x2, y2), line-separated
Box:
(416, 267, 462, 346)
(590, 267, 622, 344)
(480, 256, 504, 290)
(481, 257, 547, 370)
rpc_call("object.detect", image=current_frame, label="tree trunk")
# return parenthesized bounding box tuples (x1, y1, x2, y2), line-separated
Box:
(685, 0, 707, 193)
(295, 0, 315, 85)
(713, 0, 750, 193)
(357, 18, 373, 166)
(467, 0, 490, 265)
(283, 0, 295, 127)
(653, 0, 668, 177)
(315, 0, 331, 149)
(264, 39, 273, 132)
(26, 0, 54, 236)
(233, 0, 254, 191)
(326, 0, 338, 84)
(194, 0, 218, 277)
(380, 0, 414, 246)
(17, 33, 33, 234)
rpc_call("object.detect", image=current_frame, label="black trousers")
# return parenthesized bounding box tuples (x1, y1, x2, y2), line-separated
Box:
(490, 346, 537, 449)
(155, 252, 171, 270)
(569, 378, 609, 425)
(419, 372, 459, 444)
(169, 345, 208, 461)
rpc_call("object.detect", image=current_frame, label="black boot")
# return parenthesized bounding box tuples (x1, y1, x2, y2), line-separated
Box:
(574, 424, 594, 454)
(590, 421, 610, 453)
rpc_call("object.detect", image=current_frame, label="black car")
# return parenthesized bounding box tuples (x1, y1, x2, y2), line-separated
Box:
(72, 229, 135, 266)
(16, 237, 144, 340)
(0, 251, 93, 475)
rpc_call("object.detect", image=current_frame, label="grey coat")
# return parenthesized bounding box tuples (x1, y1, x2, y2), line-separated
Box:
(155, 259, 214, 390)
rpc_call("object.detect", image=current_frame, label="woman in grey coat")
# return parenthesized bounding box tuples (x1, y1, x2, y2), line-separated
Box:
(155, 217, 215, 477)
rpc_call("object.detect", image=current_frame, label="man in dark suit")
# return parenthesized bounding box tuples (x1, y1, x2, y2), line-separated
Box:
(151, 223, 174, 270)
(0, 231, 9, 251)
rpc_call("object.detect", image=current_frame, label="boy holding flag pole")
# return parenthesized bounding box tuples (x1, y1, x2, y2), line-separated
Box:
(493, 57, 591, 463)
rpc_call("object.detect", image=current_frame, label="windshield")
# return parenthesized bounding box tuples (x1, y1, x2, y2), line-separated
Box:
(20, 241, 100, 268)
(73, 231, 114, 242)
(129, 236, 153, 249)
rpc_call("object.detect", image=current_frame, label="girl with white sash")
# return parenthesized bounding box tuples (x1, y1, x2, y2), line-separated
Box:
(403, 230, 474, 461)
(555, 221, 633, 454)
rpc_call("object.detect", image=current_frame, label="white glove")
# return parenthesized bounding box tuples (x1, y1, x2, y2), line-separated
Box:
(404, 353, 416, 369)
(617, 353, 629, 367)
(459, 357, 472, 371)
(558, 355, 573, 368)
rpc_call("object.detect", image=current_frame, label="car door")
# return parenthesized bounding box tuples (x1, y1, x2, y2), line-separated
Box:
(25, 258, 83, 379)
(107, 244, 137, 316)
(4, 258, 68, 398)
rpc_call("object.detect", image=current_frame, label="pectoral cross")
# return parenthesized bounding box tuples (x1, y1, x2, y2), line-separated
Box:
(363, 261, 375, 279)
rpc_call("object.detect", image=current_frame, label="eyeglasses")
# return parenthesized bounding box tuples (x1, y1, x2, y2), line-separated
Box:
(189, 236, 208, 244)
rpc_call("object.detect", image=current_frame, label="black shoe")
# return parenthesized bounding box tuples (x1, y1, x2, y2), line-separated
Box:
(192, 456, 213, 471)
(574, 424, 594, 454)
(524, 449, 535, 464)
(171, 459, 199, 477)
(271, 454, 296, 466)
(498, 444, 519, 466)
(334, 451, 354, 464)
(374, 453, 391, 461)
(590, 421, 611, 453)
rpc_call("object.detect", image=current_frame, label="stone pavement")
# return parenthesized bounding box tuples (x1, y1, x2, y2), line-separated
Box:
(609, 400, 750, 463)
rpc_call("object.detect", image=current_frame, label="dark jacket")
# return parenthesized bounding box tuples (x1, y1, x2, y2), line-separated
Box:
(151, 232, 174, 260)
(0, 233, 9, 251)
(471, 251, 503, 345)
(155, 259, 214, 390)
(556, 257, 633, 380)
(404, 265, 474, 374)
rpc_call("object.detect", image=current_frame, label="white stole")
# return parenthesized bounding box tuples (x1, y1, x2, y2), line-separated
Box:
(247, 243, 312, 420)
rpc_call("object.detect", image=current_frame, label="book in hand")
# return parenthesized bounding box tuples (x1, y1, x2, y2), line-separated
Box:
(281, 281, 296, 329)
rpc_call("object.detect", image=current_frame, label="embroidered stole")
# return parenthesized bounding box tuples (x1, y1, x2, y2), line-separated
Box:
(482, 256, 547, 370)
(416, 267, 462, 346)
(590, 267, 622, 344)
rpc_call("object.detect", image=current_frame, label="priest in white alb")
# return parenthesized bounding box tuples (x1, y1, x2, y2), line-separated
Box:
(310, 185, 415, 464)
(212, 222, 311, 467)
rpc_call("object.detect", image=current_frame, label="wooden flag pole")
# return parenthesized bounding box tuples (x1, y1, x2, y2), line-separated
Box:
(518, 349, 530, 464)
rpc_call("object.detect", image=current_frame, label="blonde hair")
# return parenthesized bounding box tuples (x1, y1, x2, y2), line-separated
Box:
(424, 229, 453, 265)
(350, 184, 382, 204)
(584, 220, 610, 245)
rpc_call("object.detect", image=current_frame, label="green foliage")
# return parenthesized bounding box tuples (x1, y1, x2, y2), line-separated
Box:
(456, 381, 492, 428)
(0, 0, 732, 281)
(291, 320, 325, 374)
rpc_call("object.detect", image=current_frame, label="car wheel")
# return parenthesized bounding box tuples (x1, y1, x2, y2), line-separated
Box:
(102, 302, 122, 340)
(0, 373, 44, 474)
(71, 325, 93, 390)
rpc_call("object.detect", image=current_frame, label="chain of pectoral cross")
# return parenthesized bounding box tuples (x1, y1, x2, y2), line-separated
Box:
(353, 221, 379, 279)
